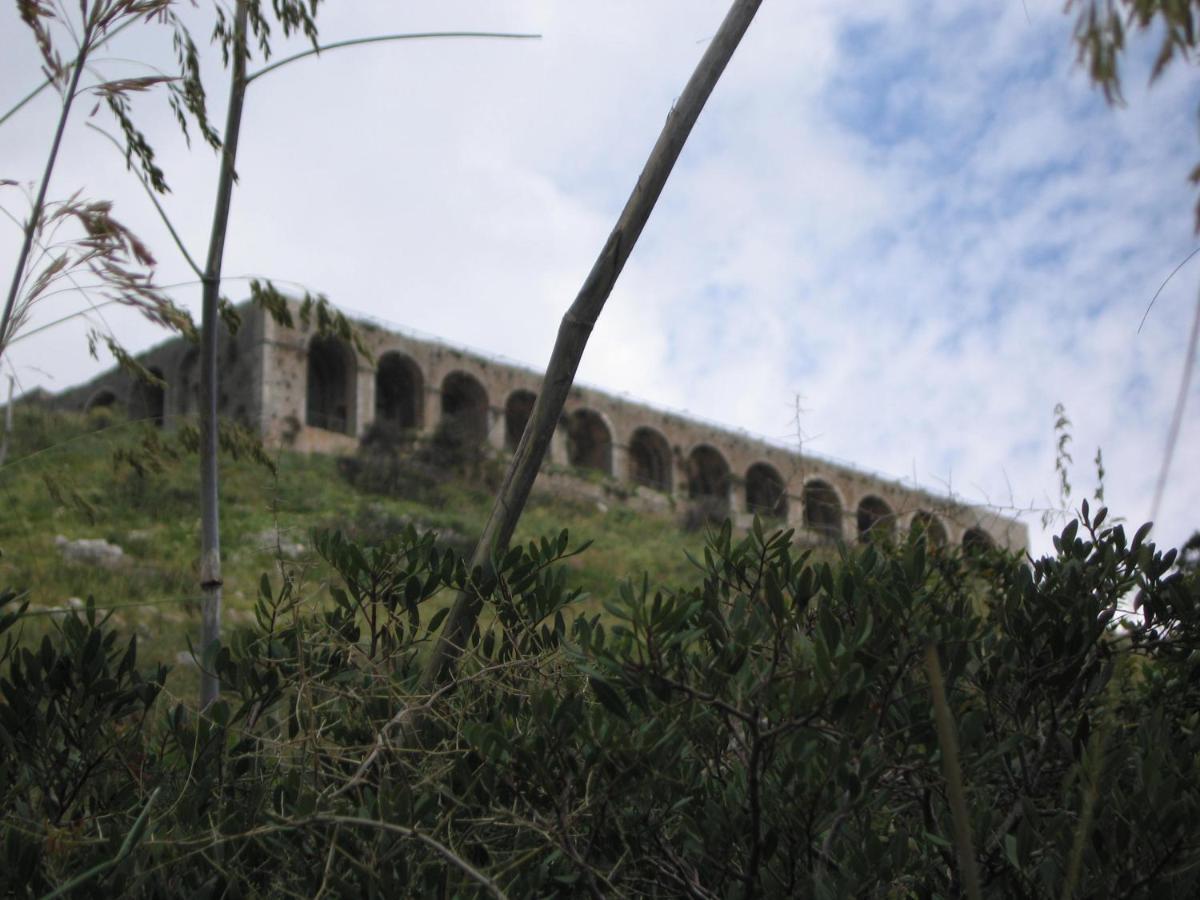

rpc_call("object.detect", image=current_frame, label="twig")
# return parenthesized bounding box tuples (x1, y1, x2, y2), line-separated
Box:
(0, 15, 141, 129)
(38, 787, 161, 900)
(0, 375, 13, 467)
(247, 32, 541, 84)
(1, 16, 94, 364)
(1149, 286, 1200, 526)
(296, 815, 507, 899)
(1138, 245, 1200, 334)
(86, 123, 203, 277)
(328, 657, 541, 799)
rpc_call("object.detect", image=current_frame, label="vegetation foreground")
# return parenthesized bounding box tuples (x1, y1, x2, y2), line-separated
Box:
(0, 414, 1198, 896)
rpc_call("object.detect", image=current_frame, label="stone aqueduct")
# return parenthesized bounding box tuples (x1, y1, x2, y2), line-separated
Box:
(57, 301, 1028, 552)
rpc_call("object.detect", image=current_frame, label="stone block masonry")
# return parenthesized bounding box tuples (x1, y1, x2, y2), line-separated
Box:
(53, 299, 1028, 552)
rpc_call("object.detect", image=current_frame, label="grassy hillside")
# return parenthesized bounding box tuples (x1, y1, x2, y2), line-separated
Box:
(0, 406, 724, 677)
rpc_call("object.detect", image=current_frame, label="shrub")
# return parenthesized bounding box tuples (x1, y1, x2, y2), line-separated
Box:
(340, 418, 504, 505)
(339, 420, 444, 504)
(1, 507, 1198, 896)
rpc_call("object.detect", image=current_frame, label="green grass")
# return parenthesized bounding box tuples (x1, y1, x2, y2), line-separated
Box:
(0, 407, 717, 679)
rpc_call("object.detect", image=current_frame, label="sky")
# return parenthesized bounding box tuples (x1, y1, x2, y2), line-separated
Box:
(2, 0, 1198, 557)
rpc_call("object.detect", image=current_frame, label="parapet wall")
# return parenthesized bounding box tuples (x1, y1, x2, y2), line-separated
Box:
(53, 300, 1029, 552)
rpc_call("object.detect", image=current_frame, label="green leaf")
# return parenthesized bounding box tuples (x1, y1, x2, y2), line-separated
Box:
(588, 677, 629, 720)
(425, 606, 449, 636)
(1132, 521, 1153, 552)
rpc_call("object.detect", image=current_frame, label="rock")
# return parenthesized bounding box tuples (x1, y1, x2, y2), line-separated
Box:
(123, 528, 155, 553)
(432, 527, 474, 556)
(175, 650, 198, 668)
(252, 529, 306, 560)
(66, 597, 84, 609)
(55, 535, 124, 569)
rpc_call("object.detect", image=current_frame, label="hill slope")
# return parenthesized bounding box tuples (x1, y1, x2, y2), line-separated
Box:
(0, 407, 727, 674)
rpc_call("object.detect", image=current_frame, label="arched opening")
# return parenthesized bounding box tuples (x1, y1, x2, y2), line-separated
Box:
(745, 463, 787, 519)
(85, 389, 119, 413)
(176, 349, 199, 417)
(910, 510, 948, 548)
(628, 427, 672, 492)
(440, 371, 489, 449)
(963, 527, 995, 554)
(857, 496, 896, 542)
(567, 409, 613, 475)
(505, 390, 536, 451)
(130, 368, 165, 426)
(687, 445, 730, 515)
(803, 480, 842, 541)
(307, 335, 357, 434)
(375, 352, 424, 431)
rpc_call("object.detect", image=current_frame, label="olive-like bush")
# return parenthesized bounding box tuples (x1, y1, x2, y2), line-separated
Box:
(1, 505, 1198, 897)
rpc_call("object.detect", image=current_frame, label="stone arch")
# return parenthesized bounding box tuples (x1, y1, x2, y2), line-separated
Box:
(963, 526, 995, 554)
(567, 408, 613, 475)
(910, 510, 948, 548)
(375, 352, 424, 430)
(306, 334, 357, 434)
(687, 444, 731, 515)
(130, 368, 166, 426)
(440, 371, 490, 448)
(505, 390, 536, 451)
(176, 349, 199, 417)
(857, 495, 896, 542)
(745, 462, 787, 518)
(803, 479, 843, 541)
(628, 426, 672, 493)
(85, 388, 120, 413)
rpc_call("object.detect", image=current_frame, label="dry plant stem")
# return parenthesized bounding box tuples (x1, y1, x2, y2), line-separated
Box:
(0, 376, 13, 467)
(198, 0, 250, 709)
(924, 642, 982, 900)
(329, 656, 540, 799)
(296, 816, 507, 899)
(1149, 285, 1200, 526)
(87, 124, 204, 278)
(247, 31, 540, 83)
(39, 786, 161, 900)
(0, 80, 52, 131)
(0, 14, 141, 129)
(419, 0, 764, 692)
(0, 19, 93, 366)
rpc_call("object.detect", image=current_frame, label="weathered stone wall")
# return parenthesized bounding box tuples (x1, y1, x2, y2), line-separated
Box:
(53, 309, 266, 429)
(258, 302, 1027, 552)
(52, 300, 1029, 552)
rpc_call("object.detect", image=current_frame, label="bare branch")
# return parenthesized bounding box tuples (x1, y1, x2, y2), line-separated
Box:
(419, 0, 765, 693)
(246, 31, 541, 84)
(294, 815, 507, 899)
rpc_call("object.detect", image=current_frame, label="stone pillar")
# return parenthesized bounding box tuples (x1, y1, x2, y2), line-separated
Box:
(845, 491, 862, 544)
(785, 488, 804, 531)
(487, 406, 506, 452)
(355, 365, 374, 439)
(423, 386, 441, 438)
(730, 478, 747, 520)
(550, 424, 568, 465)
(611, 439, 630, 484)
(671, 456, 689, 502)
